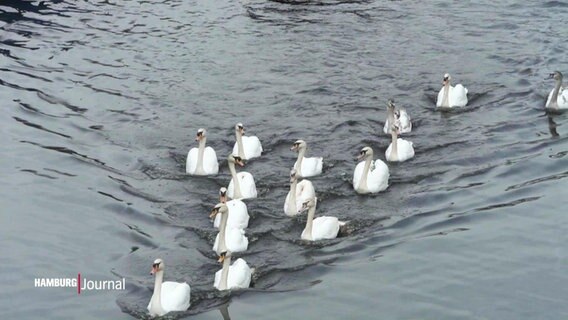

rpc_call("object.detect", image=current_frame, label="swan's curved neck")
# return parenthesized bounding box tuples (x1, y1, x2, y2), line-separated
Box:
(359, 157, 372, 192)
(442, 82, 451, 107)
(296, 148, 306, 177)
(228, 162, 243, 199)
(219, 253, 232, 290)
(303, 202, 316, 240)
(387, 108, 396, 130)
(151, 270, 165, 314)
(550, 77, 563, 108)
(289, 179, 298, 214)
(390, 132, 399, 161)
(217, 212, 229, 254)
(196, 137, 206, 174)
(235, 131, 245, 159)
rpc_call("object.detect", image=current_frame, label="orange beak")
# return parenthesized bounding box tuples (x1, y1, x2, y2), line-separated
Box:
(150, 266, 158, 275)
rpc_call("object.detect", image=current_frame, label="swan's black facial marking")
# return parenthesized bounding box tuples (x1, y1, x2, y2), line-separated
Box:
(238, 124, 244, 130)
(360, 150, 366, 155)
(196, 131, 203, 137)
(443, 76, 449, 81)
(234, 156, 242, 162)
(152, 263, 160, 268)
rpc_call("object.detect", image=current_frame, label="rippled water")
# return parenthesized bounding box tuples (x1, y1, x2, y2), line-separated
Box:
(2, 0, 568, 319)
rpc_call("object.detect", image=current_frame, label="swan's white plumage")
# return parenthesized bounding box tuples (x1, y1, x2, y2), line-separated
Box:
(232, 136, 262, 160)
(214, 199, 249, 230)
(228, 172, 257, 200)
(147, 282, 190, 316)
(383, 109, 412, 134)
(186, 146, 218, 175)
(302, 216, 340, 241)
(284, 179, 315, 216)
(293, 157, 323, 177)
(353, 159, 389, 193)
(385, 138, 415, 162)
(214, 258, 252, 290)
(213, 228, 248, 253)
(437, 74, 468, 109)
(546, 86, 568, 109)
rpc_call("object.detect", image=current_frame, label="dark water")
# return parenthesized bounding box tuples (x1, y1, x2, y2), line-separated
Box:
(2, 0, 568, 319)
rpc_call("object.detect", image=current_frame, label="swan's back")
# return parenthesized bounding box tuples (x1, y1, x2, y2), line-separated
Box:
(367, 160, 389, 192)
(228, 172, 257, 199)
(233, 136, 263, 159)
(158, 282, 191, 313)
(202, 147, 219, 174)
(546, 87, 568, 109)
(295, 157, 323, 177)
(451, 84, 468, 107)
(214, 258, 252, 290)
(213, 228, 248, 253)
(214, 200, 249, 229)
(312, 216, 340, 240)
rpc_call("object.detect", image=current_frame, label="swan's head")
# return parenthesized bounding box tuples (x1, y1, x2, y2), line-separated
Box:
(300, 197, 317, 213)
(442, 73, 451, 85)
(357, 146, 373, 161)
(228, 154, 245, 167)
(219, 187, 228, 203)
(387, 99, 396, 111)
(291, 140, 307, 152)
(390, 124, 400, 135)
(290, 169, 298, 183)
(235, 123, 245, 134)
(196, 128, 206, 141)
(210, 202, 228, 219)
(548, 71, 563, 81)
(151, 258, 164, 275)
(217, 252, 227, 263)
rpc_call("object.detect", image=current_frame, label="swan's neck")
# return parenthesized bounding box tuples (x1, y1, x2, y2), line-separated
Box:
(218, 212, 229, 254)
(296, 148, 306, 177)
(219, 254, 231, 290)
(196, 137, 206, 174)
(386, 108, 396, 131)
(288, 180, 298, 214)
(442, 82, 451, 107)
(302, 203, 316, 240)
(236, 131, 245, 159)
(390, 132, 399, 161)
(550, 77, 563, 108)
(359, 157, 372, 192)
(228, 162, 243, 199)
(150, 271, 165, 314)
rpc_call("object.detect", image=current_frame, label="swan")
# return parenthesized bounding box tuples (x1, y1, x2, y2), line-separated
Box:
(546, 71, 568, 110)
(227, 154, 257, 200)
(353, 146, 389, 194)
(147, 259, 190, 317)
(214, 187, 249, 230)
(436, 73, 468, 108)
(211, 203, 248, 254)
(232, 123, 262, 160)
(284, 169, 316, 217)
(214, 252, 253, 290)
(291, 140, 323, 178)
(299, 197, 344, 241)
(383, 100, 412, 134)
(186, 128, 219, 175)
(385, 125, 415, 162)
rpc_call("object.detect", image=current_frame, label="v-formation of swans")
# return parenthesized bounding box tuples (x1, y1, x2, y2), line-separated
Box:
(150, 71, 564, 316)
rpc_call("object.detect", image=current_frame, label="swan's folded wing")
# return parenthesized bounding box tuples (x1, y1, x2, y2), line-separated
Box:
(160, 282, 190, 312)
(312, 216, 340, 240)
(243, 136, 263, 158)
(186, 148, 199, 174)
(228, 258, 252, 289)
(353, 162, 365, 190)
(203, 147, 219, 174)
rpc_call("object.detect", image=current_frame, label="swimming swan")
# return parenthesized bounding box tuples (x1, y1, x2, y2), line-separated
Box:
(284, 169, 316, 216)
(353, 146, 389, 194)
(383, 99, 412, 134)
(291, 140, 323, 178)
(211, 203, 248, 254)
(186, 128, 219, 175)
(214, 252, 253, 291)
(227, 154, 257, 200)
(436, 73, 468, 108)
(385, 125, 415, 162)
(214, 187, 249, 230)
(299, 197, 344, 241)
(232, 123, 262, 160)
(546, 71, 568, 110)
(147, 259, 190, 317)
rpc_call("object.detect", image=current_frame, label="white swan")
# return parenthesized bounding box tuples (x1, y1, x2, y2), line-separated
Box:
(227, 155, 257, 200)
(436, 73, 468, 108)
(546, 71, 568, 110)
(214, 187, 249, 230)
(211, 203, 248, 254)
(383, 100, 412, 134)
(147, 259, 190, 317)
(353, 146, 389, 194)
(186, 128, 219, 175)
(299, 197, 344, 241)
(284, 169, 316, 217)
(291, 140, 323, 178)
(232, 123, 262, 160)
(214, 252, 253, 291)
(385, 125, 415, 162)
